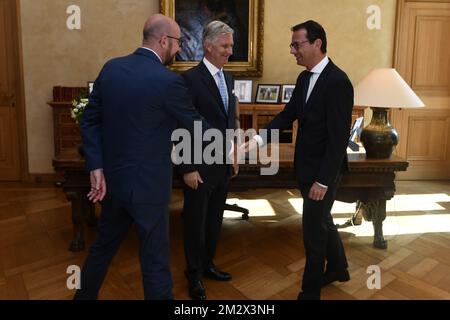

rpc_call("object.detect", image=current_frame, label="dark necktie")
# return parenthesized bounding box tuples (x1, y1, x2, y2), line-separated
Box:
(301, 71, 313, 104)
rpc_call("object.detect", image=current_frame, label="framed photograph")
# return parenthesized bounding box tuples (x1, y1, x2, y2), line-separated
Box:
(87, 81, 94, 94)
(255, 84, 280, 104)
(348, 117, 364, 151)
(160, 0, 264, 76)
(234, 80, 253, 103)
(281, 84, 295, 103)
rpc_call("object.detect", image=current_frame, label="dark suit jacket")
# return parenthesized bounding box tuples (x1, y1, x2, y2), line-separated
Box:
(177, 61, 236, 183)
(266, 60, 354, 187)
(80, 48, 207, 204)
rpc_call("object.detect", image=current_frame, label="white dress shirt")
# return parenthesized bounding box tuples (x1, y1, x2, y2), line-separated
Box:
(305, 56, 329, 103)
(140, 47, 162, 63)
(203, 57, 229, 93)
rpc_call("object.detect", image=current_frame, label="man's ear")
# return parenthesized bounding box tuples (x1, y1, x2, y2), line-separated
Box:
(314, 39, 322, 51)
(159, 36, 168, 49)
(204, 41, 212, 55)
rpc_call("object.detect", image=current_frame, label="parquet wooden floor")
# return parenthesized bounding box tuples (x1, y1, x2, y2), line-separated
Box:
(0, 180, 449, 300)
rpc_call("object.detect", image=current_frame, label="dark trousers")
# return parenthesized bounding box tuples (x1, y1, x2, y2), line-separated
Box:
(299, 178, 348, 299)
(73, 195, 173, 300)
(182, 179, 229, 282)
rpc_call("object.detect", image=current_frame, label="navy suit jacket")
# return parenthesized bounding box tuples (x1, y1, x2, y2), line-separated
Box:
(265, 60, 354, 187)
(177, 61, 236, 183)
(80, 48, 207, 204)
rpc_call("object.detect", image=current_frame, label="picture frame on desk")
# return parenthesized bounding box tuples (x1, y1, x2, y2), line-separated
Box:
(281, 84, 295, 103)
(234, 80, 253, 103)
(255, 84, 281, 104)
(348, 116, 364, 152)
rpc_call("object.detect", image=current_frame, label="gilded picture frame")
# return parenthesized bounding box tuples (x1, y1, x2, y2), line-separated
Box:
(160, 0, 264, 77)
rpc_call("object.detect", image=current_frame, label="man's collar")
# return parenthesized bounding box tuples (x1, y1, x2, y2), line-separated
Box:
(309, 56, 329, 74)
(140, 47, 162, 63)
(203, 57, 222, 76)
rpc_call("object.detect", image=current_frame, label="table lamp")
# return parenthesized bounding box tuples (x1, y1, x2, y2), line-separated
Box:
(354, 68, 425, 158)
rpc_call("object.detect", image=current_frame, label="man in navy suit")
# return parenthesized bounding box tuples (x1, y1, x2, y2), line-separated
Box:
(244, 20, 353, 300)
(74, 14, 209, 300)
(178, 21, 237, 300)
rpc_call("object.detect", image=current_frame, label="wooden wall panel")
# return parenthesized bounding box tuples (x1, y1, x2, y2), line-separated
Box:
(412, 17, 450, 91)
(393, 0, 450, 180)
(406, 116, 449, 161)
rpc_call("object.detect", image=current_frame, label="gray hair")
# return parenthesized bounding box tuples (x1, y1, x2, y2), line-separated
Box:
(202, 20, 234, 49)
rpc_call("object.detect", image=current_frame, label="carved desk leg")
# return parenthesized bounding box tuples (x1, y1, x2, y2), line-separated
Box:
(83, 199, 97, 227)
(359, 199, 388, 249)
(65, 191, 86, 252)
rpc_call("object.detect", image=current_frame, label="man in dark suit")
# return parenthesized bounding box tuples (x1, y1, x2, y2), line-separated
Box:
(74, 14, 209, 300)
(178, 20, 237, 300)
(244, 20, 353, 300)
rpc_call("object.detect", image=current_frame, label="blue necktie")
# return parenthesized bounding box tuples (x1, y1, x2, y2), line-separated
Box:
(217, 70, 229, 113)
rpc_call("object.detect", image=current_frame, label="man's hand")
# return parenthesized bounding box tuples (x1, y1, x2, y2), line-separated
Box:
(231, 144, 239, 178)
(183, 171, 203, 190)
(232, 162, 239, 178)
(87, 168, 106, 203)
(308, 182, 328, 201)
(240, 138, 258, 153)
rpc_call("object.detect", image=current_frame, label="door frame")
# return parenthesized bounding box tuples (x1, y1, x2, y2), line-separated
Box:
(8, 0, 29, 181)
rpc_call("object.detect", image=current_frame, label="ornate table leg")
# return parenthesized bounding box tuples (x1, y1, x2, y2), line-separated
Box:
(359, 199, 388, 249)
(337, 201, 363, 228)
(83, 199, 98, 227)
(65, 191, 86, 252)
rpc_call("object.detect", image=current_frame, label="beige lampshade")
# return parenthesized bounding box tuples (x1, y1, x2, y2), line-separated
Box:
(354, 68, 425, 108)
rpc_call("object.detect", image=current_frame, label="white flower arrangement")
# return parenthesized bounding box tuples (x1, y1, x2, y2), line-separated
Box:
(71, 98, 89, 124)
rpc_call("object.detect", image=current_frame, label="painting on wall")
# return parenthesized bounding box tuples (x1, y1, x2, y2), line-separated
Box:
(161, 0, 264, 76)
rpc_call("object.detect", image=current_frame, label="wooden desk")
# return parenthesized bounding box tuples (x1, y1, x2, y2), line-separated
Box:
(53, 149, 408, 252)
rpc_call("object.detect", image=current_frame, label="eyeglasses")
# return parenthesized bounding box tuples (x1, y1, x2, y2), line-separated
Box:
(289, 40, 309, 50)
(165, 35, 183, 48)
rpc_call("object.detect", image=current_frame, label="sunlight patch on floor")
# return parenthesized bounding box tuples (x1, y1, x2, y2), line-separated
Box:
(387, 194, 450, 212)
(334, 214, 450, 237)
(224, 198, 276, 218)
(288, 198, 356, 214)
(224, 193, 450, 234)
(288, 193, 450, 215)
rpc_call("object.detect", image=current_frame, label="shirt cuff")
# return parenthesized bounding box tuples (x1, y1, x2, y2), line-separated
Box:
(253, 135, 264, 147)
(316, 182, 328, 189)
(228, 140, 234, 157)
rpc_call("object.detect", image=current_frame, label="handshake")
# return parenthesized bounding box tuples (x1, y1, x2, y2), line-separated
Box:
(183, 136, 263, 190)
(228, 136, 262, 165)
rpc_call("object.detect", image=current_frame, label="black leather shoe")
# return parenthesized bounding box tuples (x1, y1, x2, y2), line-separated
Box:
(322, 269, 350, 287)
(188, 280, 206, 300)
(203, 266, 232, 281)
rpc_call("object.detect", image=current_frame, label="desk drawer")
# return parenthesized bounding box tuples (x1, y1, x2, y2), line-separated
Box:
(58, 112, 76, 125)
(60, 125, 80, 136)
(60, 137, 82, 149)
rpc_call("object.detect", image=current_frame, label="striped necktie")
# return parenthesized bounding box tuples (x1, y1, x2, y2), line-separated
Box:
(217, 70, 229, 113)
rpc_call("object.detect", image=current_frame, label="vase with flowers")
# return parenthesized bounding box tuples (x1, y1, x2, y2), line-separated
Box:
(71, 93, 89, 124)
(70, 89, 88, 156)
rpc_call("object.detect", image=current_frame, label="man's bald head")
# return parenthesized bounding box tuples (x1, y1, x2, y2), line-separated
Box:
(143, 14, 179, 45)
(141, 14, 181, 65)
